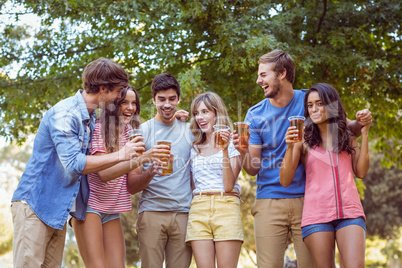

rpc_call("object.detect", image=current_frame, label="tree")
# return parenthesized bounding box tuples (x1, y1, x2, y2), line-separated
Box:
(0, 0, 401, 165)
(121, 194, 141, 267)
(362, 149, 402, 239)
(0, 205, 13, 256)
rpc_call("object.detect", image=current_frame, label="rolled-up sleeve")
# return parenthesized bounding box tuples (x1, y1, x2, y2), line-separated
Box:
(48, 108, 87, 179)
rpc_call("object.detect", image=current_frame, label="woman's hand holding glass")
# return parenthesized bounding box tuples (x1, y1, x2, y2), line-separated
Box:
(119, 135, 145, 160)
(285, 126, 302, 147)
(216, 129, 231, 150)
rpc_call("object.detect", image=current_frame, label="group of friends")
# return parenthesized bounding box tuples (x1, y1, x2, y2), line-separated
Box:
(11, 49, 372, 268)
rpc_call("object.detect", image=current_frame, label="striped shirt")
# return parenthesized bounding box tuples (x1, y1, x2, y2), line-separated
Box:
(87, 122, 132, 213)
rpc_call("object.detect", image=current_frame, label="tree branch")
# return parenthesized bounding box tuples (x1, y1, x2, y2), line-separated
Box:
(1, 66, 84, 88)
(0, 11, 35, 16)
(191, 56, 220, 64)
(313, 0, 327, 45)
(136, 81, 152, 91)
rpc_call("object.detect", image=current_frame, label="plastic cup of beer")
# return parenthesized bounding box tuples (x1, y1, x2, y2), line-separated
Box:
(128, 128, 144, 155)
(234, 122, 250, 148)
(213, 124, 230, 150)
(288, 116, 305, 142)
(157, 140, 171, 167)
(162, 154, 174, 175)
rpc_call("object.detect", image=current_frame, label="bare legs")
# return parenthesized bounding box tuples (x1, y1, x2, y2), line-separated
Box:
(71, 213, 125, 268)
(304, 231, 336, 268)
(336, 225, 365, 268)
(304, 225, 365, 268)
(191, 240, 242, 268)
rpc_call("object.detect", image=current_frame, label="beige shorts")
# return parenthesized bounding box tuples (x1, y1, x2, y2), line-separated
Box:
(185, 194, 244, 244)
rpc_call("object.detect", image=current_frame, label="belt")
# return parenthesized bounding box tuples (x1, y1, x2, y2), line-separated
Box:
(195, 191, 243, 203)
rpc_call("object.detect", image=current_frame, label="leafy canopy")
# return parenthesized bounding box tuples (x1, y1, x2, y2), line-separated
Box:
(0, 0, 401, 165)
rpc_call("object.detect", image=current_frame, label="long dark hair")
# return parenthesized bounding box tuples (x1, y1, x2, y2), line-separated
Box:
(100, 85, 141, 153)
(303, 83, 354, 154)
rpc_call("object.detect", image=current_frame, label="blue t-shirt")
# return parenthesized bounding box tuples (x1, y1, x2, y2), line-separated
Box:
(245, 90, 306, 199)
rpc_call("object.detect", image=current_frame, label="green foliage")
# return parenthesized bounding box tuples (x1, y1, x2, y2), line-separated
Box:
(0, 205, 12, 255)
(0, 139, 32, 172)
(239, 172, 257, 256)
(122, 194, 140, 267)
(63, 228, 85, 268)
(1, 1, 401, 265)
(362, 149, 402, 239)
(1, 0, 400, 165)
(365, 230, 402, 267)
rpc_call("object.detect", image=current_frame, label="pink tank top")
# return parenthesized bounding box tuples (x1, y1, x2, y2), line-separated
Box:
(302, 147, 365, 227)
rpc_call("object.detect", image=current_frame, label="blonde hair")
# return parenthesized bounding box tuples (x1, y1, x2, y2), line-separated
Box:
(190, 92, 232, 152)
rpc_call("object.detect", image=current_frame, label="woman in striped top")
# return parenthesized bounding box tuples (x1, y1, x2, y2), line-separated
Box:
(280, 83, 371, 268)
(72, 86, 169, 268)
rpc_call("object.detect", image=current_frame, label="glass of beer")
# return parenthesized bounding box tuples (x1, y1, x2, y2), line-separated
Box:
(157, 140, 171, 168)
(234, 122, 250, 148)
(162, 154, 174, 175)
(288, 116, 305, 142)
(213, 124, 230, 150)
(128, 128, 144, 155)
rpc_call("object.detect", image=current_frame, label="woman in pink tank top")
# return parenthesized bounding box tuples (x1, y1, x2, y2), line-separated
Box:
(279, 83, 371, 268)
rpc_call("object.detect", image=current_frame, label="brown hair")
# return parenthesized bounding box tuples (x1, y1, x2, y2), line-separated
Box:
(190, 92, 232, 152)
(151, 73, 180, 99)
(258, 50, 295, 83)
(100, 86, 141, 153)
(82, 57, 129, 94)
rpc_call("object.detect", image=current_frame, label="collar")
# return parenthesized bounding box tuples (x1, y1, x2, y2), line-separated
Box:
(77, 89, 96, 125)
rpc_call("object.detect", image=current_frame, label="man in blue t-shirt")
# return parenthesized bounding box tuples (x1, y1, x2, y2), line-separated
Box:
(235, 50, 372, 267)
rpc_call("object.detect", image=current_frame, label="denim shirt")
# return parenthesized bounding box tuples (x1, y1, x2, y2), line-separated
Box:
(12, 90, 96, 230)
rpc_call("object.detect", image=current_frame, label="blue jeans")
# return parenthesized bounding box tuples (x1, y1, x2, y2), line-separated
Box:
(302, 217, 366, 239)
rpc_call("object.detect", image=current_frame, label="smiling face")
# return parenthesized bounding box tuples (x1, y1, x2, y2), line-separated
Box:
(256, 63, 281, 98)
(194, 101, 216, 134)
(153, 88, 180, 123)
(100, 85, 124, 108)
(120, 90, 137, 124)
(307, 91, 327, 124)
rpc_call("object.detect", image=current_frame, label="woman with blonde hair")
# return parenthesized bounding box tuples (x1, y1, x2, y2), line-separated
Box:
(186, 92, 243, 268)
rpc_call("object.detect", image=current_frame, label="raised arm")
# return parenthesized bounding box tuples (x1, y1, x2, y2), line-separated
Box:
(221, 131, 242, 192)
(347, 109, 372, 137)
(351, 123, 371, 179)
(279, 126, 303, 187)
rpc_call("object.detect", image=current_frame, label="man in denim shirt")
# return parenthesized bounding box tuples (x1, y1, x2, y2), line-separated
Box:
(11, 58, 144, 267)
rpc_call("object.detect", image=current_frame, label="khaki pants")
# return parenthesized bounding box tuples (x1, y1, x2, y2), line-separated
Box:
(11, 201, 66, 268)
(251, 197, 313, 268)
(136, 211, 192, 268)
